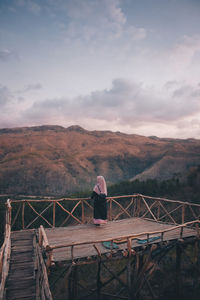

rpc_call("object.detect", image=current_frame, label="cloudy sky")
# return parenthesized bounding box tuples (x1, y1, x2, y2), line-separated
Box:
(0, 0, 200, 138)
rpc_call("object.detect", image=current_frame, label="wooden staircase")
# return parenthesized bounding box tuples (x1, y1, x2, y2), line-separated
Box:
(5, 230, 36, 299)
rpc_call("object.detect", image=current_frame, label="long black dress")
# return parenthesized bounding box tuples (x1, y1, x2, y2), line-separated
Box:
(91, 191, 107, 220)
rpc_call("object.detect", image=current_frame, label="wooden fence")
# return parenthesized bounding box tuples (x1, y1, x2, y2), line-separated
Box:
(0, 200, 11, 299)
(9, 194, 200, 230)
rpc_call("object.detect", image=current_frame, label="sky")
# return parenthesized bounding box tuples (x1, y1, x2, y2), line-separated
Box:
(0, 0, 200, 138)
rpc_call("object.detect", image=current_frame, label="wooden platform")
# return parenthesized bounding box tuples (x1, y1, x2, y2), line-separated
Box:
(44, 217, 196, 263)
(5, 230, 36, 300)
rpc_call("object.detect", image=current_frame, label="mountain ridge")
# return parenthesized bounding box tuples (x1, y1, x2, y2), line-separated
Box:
(0, 125, 199, 195)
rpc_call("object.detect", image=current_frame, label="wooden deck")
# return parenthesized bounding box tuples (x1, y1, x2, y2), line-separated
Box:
(44, 217, 196, 262)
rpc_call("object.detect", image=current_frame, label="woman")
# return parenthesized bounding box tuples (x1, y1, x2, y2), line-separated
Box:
(91, 176, 107, 225)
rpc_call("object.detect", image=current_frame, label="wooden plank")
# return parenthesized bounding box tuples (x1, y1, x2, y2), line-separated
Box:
(44, 217, 197, 262)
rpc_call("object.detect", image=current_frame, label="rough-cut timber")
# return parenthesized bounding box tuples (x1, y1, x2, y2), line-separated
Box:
(5, 230, 36, 299)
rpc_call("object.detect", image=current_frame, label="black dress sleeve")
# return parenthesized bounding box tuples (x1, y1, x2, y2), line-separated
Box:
(91, 191, 98, 199)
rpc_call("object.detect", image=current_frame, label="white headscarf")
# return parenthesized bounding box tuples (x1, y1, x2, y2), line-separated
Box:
(93, 176, 107, 196)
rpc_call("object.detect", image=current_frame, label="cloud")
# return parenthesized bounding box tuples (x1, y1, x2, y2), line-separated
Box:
(0, 49, 19, 62)
(169, 35, 200, 70)
(61, 0, 146, 43)
(1, 78, 200, 138)
(0, 85, 12, 107)
(17, 83, 43, 94)
(23, 79, 200, 129)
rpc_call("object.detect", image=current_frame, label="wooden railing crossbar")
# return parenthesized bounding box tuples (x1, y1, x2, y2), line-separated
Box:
(141, 197, 157, 222)
(157, 204, 183, 223)
(60, 200, 82, 227)
(8, 194, 200, 232)
(56, 201, 82, 224)
(26, 202, 53, 229)
(141, 201, 157, 219)
(27, 201, 53, 228)
(111, 198, 132, 219)
(158, 201, 177, 225)
(113, 198, 134, 221)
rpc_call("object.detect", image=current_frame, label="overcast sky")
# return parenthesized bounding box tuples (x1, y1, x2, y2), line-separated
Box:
(0, 0, 200, 138)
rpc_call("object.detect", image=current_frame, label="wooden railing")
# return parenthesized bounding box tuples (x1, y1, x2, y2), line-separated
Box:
(0, 200, 12, 299)
(34, 234, 53, 299)
(9, 194, 200, 231)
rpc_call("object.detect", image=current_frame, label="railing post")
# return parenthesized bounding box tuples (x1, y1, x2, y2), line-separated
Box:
(81, 200, 85, 224)
(22, 202, 25, 229)
(53, 201, 56, 227)
(137, 196, 141, 217)
(109, 198, 112, 221)
(182, 205, 185, 224)
(157, 201, 160, 220)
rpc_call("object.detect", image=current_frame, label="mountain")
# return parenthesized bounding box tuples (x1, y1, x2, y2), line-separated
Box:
(0, 125, 199, 195)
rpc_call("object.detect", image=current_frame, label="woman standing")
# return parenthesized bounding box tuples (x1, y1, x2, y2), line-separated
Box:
(91, 176, 107, 225)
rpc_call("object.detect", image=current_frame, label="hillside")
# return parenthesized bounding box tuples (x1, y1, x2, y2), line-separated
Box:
(0, 125, 199, 195)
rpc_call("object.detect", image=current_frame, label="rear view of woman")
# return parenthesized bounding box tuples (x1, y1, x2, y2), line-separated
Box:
(91, 176, 107, 226)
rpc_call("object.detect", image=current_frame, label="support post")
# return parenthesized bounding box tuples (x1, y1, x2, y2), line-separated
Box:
(97, 259, 101, 300)
(175, 243, 182, 297)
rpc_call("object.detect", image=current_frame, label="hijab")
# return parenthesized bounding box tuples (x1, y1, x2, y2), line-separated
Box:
(93, 175, 107, 196)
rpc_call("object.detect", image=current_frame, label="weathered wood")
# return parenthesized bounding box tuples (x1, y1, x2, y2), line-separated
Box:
(158, 204, 183, 222)
(22, 201, 25, 229)
(26, 202, 53, 229)
(60, 200, 82, 227)
(27, 201, 53, 228)
(109, 198, 112, 221)
(11, 202, 21, 228)
(56, 201, 82, 224)
(182, 204, 185, 224)
(114, 199, 133, 221)
(36, 243, 53, 300)
(53, 201, 56, 227)
(112, 199, 132, 219)
(175, 243, 182, 297)
(49, 219, 200, 251)
(81, 200, 85, 223)
(159, 201, 177, 224)
(39, 225, 50, 248)
(141, 200, 157, 219)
